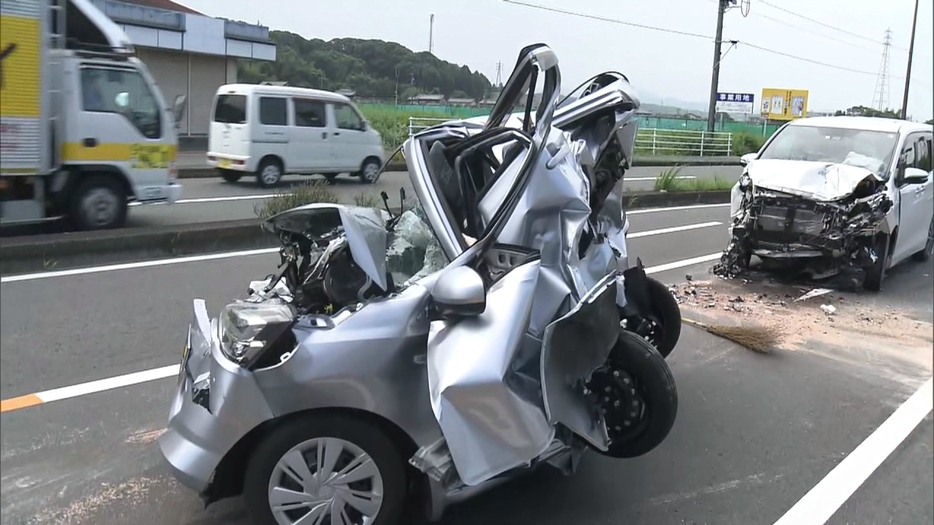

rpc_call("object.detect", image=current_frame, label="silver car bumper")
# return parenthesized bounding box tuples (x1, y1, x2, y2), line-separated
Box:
(158, 300, 274, 494)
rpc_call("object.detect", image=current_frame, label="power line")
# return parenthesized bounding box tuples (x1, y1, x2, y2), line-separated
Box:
(757, 0, 908, 52)
(752, 11, 895, 55)
(501, 0, 713, 41)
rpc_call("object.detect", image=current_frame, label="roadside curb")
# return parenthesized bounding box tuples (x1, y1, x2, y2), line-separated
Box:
(0, 190, 730, 276)
(176, 157, 741, 179)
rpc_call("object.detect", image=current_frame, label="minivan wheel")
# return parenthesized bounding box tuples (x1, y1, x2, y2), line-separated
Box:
(864, 234, 890, 292)
(243, 415, 407, 525)
(358, 158, 382, 184)
(70, 175, 127, 231)
(912, 217, 934, 262)
(257, 159, 283, 188)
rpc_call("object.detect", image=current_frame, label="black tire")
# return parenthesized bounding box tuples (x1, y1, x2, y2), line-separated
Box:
(594, 330, 678, 459)
(257, 158, 284, 188)
(358, 157, 382, 184)
(219, 169, 242, 183)
(912, 217, 934, 262)
(864, 234, 890, 292)
(243, 414, 408, 525)
(643, 277, 682, 358)
(69, 175, 127, 231)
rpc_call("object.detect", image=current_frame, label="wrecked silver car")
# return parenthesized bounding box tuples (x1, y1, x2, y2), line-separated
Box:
(159, 44, 683, 525)
(715, 116, 934, 291)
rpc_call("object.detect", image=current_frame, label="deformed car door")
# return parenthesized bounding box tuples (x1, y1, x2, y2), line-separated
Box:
(422, 43, 564, 487)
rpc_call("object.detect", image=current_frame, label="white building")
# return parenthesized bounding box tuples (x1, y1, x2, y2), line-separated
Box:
(90, 0, 277, 138)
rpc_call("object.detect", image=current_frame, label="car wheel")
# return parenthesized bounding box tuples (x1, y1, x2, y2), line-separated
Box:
(358, 158, 382, 184)
(636, 277, 682, 359)
(911, 217, 934, 262)
(864, 234, 890, 292)
(243, 414, 408, 525)
(219, 169, 242, 183)
(587, 330, 678, 459)
(257, 159, 283, 188)
(70, 175, 127, 231)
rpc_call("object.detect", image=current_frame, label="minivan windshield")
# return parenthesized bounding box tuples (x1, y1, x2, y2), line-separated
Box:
(759, 125, 898, 177)
(213, 94, 247, 124)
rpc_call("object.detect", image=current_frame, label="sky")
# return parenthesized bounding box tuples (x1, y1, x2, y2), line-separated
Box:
(181, 0, 934, 121)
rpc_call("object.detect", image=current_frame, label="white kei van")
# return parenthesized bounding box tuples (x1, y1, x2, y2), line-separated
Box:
(207, 84, 385, 187)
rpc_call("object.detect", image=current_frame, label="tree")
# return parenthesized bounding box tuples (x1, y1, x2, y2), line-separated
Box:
(835, 105, 902, 119)
(926, 118, 934, 125)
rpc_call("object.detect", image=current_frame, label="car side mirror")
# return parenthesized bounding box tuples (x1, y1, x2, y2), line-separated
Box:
(903, 167, 930, 185)
(429, 266, 486, 320)
(740, 152, 757, 166)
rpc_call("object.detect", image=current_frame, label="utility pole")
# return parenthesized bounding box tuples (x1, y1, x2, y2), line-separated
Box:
(900, 0, 919, 120)
(706, 0, 730, 132)
(429, 14, 435, 55)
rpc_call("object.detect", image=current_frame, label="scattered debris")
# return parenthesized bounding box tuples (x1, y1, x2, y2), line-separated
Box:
(795, 288, 833, 302)
(685, 274, 694, 282)
(820, 304, 837, 316)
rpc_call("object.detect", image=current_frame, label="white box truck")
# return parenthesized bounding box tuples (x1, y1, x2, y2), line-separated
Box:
(0, 0, 185, 230)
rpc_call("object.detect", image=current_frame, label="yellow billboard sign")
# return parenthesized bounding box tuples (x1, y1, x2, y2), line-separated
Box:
(760, 88, 809, 121)
(0, 13, 42, 118)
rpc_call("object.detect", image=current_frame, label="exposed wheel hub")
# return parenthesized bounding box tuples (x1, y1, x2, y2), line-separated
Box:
(584, 366, 646, 444)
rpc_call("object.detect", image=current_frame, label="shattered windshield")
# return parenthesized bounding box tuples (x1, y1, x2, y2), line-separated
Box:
(758, 125, 898, 177)
(385, 195, 449, 289)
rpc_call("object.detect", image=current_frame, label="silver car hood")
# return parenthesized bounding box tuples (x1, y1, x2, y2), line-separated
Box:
(746, 159, 886, 202)
(262, 203, 389, 292)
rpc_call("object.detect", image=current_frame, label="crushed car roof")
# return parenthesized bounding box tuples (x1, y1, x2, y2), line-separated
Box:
(787, 116, 931, 134)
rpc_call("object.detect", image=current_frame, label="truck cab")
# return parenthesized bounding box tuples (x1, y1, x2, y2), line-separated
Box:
(0, 0, 184, 230)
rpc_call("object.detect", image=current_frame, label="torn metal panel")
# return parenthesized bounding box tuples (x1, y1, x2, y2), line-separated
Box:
(746, 159, 886, 202)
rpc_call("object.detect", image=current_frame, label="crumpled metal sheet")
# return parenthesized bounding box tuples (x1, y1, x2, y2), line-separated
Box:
(426, 259, 555, 487)
(262, 203, 389, 292)
(746, 159, 885, 202)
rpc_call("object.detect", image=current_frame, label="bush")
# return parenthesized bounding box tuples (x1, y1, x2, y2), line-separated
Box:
(254, 180, 339, 220)
(731, 132, 766, 156)
(353, 192, 381, 208)
(654, 167, 682, 191)
(360, 107, 452, 150)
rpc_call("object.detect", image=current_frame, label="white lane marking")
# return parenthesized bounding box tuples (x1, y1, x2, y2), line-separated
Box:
(0, 247, 280, 283)
(773, 378, 933, 525)
(2, 221, 723, 283)
(130, 194, 273, 206)
(2, 251, 727, 406)
(37, 365, 181, 403)
(628, 221, 721, 239)
(644, 252, 722, 274)
(628, 202, 731, 215)
(625, 176, 697, 182)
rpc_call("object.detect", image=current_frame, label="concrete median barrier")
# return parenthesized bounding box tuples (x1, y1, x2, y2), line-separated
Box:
(0, 190, 731, 276)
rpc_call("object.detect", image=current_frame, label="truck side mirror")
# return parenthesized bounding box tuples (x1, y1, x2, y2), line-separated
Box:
(429, 266, 486, 321)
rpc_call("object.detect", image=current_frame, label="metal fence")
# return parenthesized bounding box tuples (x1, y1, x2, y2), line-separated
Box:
(408, 117, 735, 157)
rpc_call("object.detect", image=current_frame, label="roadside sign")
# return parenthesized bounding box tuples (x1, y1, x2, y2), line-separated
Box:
(760, 88, 809, 121)
(715, 92, 755, 114)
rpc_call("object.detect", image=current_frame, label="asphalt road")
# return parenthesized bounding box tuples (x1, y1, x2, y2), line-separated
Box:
(119, 165, 741, 229)
(1, 203, 932, 525)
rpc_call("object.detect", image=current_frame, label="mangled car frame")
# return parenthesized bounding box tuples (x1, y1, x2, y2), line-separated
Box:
(716, 116, 933, 291)
(159, 43, 685, 525)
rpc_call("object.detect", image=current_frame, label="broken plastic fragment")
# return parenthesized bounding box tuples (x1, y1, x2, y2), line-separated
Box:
(819, 304, 836, 315)
(794, 288, 833, 302)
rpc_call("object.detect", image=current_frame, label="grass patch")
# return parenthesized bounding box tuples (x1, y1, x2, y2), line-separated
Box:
(653, 170, 735, 193)
(360, 107, 453, 150)
(353, 192, 381, 209)
(254, 180, 339, 220)
(731, 131, 766, 156)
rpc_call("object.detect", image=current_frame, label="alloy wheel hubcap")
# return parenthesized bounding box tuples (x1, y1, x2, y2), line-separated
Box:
(81, 188, 119, 227)
(268, 437, 384, 525)
(263, 165, 281, 185)
(363, 163, 379, 182)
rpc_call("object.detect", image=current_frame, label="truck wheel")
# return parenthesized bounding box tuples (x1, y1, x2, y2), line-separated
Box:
(257, 158, 283, 188)
(358, 158, 382, 184)
(587, 330, 678, 459)
(219, 169, 242, 183)
(243, 414, 408, 525)
(912, 217, 934, 262)
(70, 175, 127, 230)
(864, 234, 890, 292)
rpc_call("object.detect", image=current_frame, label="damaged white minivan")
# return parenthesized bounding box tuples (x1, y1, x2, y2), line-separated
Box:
(716, 116, 933, 291)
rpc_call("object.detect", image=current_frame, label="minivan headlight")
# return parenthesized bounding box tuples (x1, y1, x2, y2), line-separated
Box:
(219, 302, 295, 366)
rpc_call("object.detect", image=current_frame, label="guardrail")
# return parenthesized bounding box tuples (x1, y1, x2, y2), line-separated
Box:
(409, 117, 734, 157)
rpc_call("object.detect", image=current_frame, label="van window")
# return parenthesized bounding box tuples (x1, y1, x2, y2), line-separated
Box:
(294, 99, 326, 128)
(214, 94, 247, 124)
(81, 67, 162, 139)
(334, 103, 364, 130)
(260, 97, 288, 126)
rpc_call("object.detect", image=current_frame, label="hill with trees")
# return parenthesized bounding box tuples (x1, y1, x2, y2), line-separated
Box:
(238, 32, 493, 101)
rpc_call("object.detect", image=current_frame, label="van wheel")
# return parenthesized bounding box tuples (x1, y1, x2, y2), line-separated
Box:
(70, 175, 127, 231)
(912, 217, 934, 262)
(358, 158, 382, 184)
(257, 159, 283, 188)
(243, 414, 408, 525)
(219, 169, 242, 183)
(864, 234, 890, 292)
